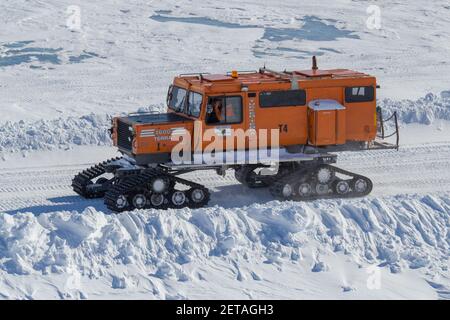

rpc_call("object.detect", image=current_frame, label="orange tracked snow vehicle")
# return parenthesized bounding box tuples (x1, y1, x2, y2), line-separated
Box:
(73, 57, 399, 212)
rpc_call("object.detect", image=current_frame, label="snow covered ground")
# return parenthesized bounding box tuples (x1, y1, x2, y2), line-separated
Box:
(1, 0, 450, 122)
(1, 0, 450, 299)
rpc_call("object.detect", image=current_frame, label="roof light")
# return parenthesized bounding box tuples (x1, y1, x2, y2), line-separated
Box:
(231, 70, 238, 78)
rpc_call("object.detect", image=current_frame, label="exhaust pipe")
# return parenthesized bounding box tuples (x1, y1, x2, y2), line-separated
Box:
(312, 56, 318, 70)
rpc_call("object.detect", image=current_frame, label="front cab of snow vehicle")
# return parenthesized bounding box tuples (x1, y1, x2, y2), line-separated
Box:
(112, 111, 195, 165)
(73, 57, 399, 212)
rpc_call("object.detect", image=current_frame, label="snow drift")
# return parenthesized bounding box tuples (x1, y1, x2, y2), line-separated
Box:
(380, 92, 450, 125)
(0, 104, 169, 157)
(0, 114, 112, 157)
(0, 194, 448, 299)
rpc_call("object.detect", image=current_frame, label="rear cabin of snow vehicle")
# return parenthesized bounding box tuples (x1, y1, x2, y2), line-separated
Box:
(72, 57, 399, 212)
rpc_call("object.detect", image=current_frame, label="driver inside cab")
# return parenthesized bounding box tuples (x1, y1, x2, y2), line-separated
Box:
(207, 98, 235, 124)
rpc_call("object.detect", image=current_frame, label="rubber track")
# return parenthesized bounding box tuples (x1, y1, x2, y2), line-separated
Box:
(269, 164, 373, 201)
(71, 157, 122, 198)
(104, 168, 210, 212)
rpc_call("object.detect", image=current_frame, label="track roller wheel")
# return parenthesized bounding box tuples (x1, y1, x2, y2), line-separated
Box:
(187, 187, 210, 208)
(113, 195, 130, 212)
(315, 183, 329, 195)
(296, 182, 312, 198)
(169, 190, 187, 208)
(352, 177, 373, 195)
(334, 180, 350, 195)
(131, 193, 147, 209)
(149, 193, 166, 208)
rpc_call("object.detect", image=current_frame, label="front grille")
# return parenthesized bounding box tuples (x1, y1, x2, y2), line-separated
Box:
(117, 120, 133, 151)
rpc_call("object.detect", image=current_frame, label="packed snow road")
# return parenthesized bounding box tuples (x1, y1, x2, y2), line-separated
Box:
(1, 140, 450, 214)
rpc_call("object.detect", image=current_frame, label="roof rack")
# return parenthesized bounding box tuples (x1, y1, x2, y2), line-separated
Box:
(178, 72, 211, 77)
(225, 70, 258, 75)
(259, 67, 300, 89)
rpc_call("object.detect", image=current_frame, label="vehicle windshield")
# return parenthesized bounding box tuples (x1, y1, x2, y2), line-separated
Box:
(167, 85, 203, 118)
(168, 86, 187, 112)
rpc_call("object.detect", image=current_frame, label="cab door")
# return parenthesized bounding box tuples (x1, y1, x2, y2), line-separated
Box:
(199, 93, 248, 156)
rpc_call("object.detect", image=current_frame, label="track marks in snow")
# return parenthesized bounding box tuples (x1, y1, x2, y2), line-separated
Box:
(0, 142, 450, 213)
(338, 142, 450, 196)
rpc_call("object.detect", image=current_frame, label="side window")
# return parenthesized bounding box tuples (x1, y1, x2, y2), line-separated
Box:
(224, 96, 242, 123)
(206, 96, 242, 125)
(259, 90, 306, 108)
(345, 86, 374, 103)
(187, 91, 202, 118)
